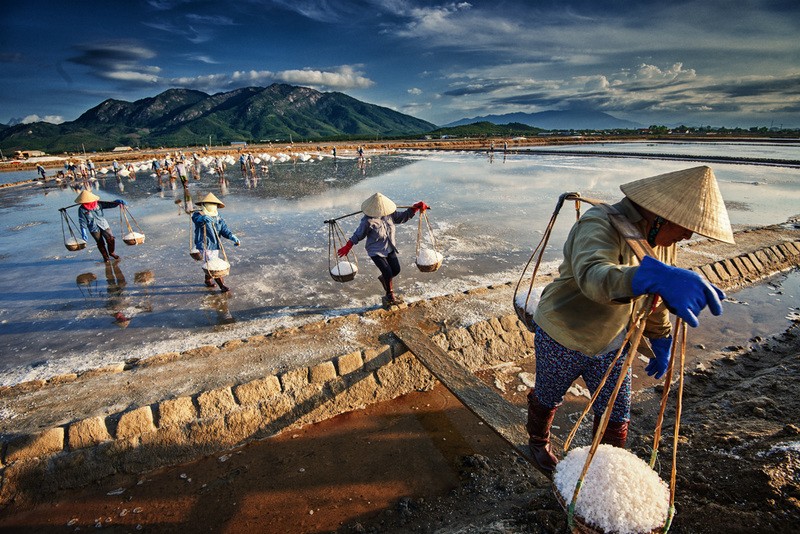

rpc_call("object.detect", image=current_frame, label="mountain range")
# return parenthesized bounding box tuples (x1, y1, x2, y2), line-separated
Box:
(444, 110, 642, 130)
(0, 84, 436, 153)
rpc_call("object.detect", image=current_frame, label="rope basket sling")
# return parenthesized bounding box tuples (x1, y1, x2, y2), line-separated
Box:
(415, 208, 442, 272)
(119, 205, 146, 245)
(326, 219, 358, 282)
(189, 220, 202, 260)
(529, 193, 683, 533)
(201, 221, 230, 278)
(60, 208, 86, 251)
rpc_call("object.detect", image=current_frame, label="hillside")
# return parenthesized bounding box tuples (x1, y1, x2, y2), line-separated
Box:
(445, 110, 642, 130)
(0, 84, 437, 153)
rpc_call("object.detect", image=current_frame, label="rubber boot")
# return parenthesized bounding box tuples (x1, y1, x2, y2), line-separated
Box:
(96, 237, 110, 263)
(107, 235, 119, 259)
(216, 277, 230, 293)
(592, 417, 629, 448)
(204, 274, 216, 288)
(526, 390, 558, 477)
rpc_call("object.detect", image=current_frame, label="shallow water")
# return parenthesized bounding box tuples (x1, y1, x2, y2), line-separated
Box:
(0, 144, 799, 385)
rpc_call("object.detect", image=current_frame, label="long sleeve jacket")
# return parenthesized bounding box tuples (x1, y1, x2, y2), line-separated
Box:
(533, 198, 674, 356)
(192, 212, 236, 251)
(78, 201, 118, 234)
(349, 208, 415, 257)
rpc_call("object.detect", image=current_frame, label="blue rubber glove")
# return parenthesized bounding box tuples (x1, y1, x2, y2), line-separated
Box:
(232, 235, 241, 246)
(114, 199, 127, 206)
(632, 256, 725, 327)
(646, 337, 672, 379)
(81, 228, 88, 242)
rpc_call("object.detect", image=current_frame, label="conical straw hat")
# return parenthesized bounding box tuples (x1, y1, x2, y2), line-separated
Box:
(361, 192, 396, 217)
(620, 165, 734, 244)
(75, 190, 99, 204)
(198, 192, 225, 208)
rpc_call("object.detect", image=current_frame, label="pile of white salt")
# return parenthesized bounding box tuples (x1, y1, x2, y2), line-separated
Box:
(65, 237, 86, 246)
(331, 261, 358, 276)
(416, 248, 443, 267)
(554, 444, 670, 534)
(204, 257, 230, 272)
(123, 231, 145, 243)
(514, 286, 544, 315)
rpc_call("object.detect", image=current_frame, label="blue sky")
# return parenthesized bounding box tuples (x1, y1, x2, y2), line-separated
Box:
(2, 0, 799, 128)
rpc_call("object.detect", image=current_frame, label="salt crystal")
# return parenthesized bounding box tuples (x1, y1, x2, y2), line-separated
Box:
(331, 261, 357, 276)
(124, 232, 145, 241)
(416, 248, 443, 267)
(515, 286, 544, 315)
(554, 444, 669, 534)
(518, 371, 536, 389)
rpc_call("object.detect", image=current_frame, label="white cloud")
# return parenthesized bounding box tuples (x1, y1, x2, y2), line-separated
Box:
(276, 66, 374, 89)
(21, 114, 65, 125)
(407, 87, 423, 95)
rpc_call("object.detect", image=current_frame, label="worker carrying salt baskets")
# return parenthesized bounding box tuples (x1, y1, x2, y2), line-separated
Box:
(75, 190, 128, 263)
(191, 192, 240, 293)
(524, 166, 734, 477)
(337, 193, 429, 306)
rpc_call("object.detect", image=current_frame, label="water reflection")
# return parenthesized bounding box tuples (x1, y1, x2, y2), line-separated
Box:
(1, 147, 799, 383)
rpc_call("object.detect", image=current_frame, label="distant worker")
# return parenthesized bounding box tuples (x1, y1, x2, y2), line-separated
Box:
(73, 190, 127, 263)
(337, 193, 429, 306)
(192, 193, 240, 293)
(36, 164, 46, 180)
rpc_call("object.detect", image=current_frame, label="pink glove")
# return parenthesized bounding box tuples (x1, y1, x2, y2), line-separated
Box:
(337, 240, 353, 257)
(412, 201, 430, 212)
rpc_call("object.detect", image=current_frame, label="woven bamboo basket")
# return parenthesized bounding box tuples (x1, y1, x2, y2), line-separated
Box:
(513, 302, 535, 333)
(123, 233, 146, 246)
(415, 256, 442, 272)
(65, 240, 87, 252)
(203, 261, 230, 279)
(330, 261, 358, 283)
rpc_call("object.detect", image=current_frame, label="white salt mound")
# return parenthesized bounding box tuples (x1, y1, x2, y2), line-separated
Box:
(515, 286, 544, 315)
(65, 237, 86, 246)
(416, 248, 443, 266)
(124, 232, 145, 241)
(204, 258, 230, 271)
(331, 261, 358, 276)
(554, 444, 669, 534)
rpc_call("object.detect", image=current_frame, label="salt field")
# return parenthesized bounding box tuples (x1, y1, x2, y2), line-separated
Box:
(0, 142, 799, 386)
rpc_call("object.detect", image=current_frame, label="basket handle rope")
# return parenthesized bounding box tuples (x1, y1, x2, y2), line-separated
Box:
(415, 208, 438, 259)
(60, 208, 81, 244)
(326, 219, 357, 276)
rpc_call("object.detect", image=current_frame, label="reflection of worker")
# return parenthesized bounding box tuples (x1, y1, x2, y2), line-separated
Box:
(74, 190, 127, 263)
(525, 166, 734, 477)
(104, 260, 129, 327)
(337, 193, 429, 306)
(192, 193, 240, 292)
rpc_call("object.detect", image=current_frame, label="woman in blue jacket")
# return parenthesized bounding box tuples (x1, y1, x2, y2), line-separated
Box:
(192, 192, 240, 292)
(337, 192, 428, 305)
(75, 190, 126, 262)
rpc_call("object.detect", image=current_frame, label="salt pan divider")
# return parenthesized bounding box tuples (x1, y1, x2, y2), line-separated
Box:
(415, 207, 442, 272)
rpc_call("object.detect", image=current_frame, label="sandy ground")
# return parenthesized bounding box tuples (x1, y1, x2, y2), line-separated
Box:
(0, 317, 797, 533)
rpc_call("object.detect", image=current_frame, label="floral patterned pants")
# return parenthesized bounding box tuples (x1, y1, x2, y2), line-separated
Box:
(533, 324, 631, 423)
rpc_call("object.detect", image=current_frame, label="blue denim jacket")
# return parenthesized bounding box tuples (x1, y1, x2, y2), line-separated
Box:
(349, 208, 415, 257)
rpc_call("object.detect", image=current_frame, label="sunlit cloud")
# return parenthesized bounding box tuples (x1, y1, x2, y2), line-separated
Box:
(407, 87, 422, 95)
(20, 114, 65, 125)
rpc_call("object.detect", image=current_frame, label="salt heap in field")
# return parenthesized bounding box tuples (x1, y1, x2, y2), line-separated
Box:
(331, 261, 358, 277)
(554, 444, 670, 534)
(416, 248, 443, 267)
